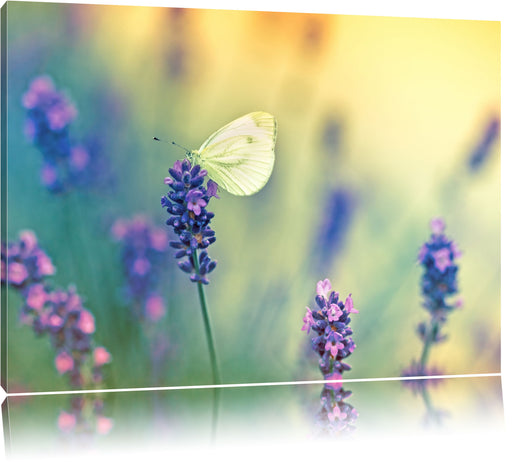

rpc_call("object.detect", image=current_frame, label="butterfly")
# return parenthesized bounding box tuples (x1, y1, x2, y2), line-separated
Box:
(158, 112, 277, 196)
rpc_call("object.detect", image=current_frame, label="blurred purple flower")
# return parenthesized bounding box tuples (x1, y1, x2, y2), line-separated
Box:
(2, 231, 111, 389)
(417, 218, 461, 322)
(402, 218, 461, 406)
(111, 215, 169, 320)
(313, 188, 355, 273)
(1, 230, 55, 288)
(22, 75, 109, 193)
(468, 116, 500, 172)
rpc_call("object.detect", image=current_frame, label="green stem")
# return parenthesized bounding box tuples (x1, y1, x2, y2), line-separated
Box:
(419, 318, 439, 371)
(191, 249, 221, 442)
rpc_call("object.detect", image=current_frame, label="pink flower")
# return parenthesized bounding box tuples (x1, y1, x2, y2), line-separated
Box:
(418, 244, 428, 263)
(48, 314, 64, 328)
(22, 75, 55, 109)
(57, 411, 76, 432)
(111, 219, 127, 241)
(150, 229, 168, 251)
(325, 337, 343, 358)
(55, 351, 74, 374)
(344, 294, 358, 314)
(96, 416, 114, 435)
(40, 163, 58, 187)
(327, 303, 342, 322)
(132, 257, 150, 276)
(432, 248, 452, 273)
(145, 294, 166, 322)
(36, 252, 55, 276)
(19, 230, 38, 253)
(430, 217, 445, 235)
(77, 309, 95, 334)
(69, 145, 90, 171)
(46, 100, 77, 130)
(301, 307, 315, 334)
(328, 405, 347, 422)
(7, 262, 28, 285)
(93, 347, 112, 367)
(451, 242, 462, 259)
(316, 279, 331, 298)
(324, 372, 343, 390)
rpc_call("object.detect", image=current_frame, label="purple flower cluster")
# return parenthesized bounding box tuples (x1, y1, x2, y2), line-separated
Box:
(22, 75, 99, 193)
(1, 230, 56, 287)
(417, 218, 462, 338)
(161, 159, 218, 284)
(111, 215, 169, 321)
(302, 279, 358, 378)
(1, 231, 111, 388)
(316, 385, 358, 437)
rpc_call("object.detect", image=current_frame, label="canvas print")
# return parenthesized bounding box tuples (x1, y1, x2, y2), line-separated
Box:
(0, 0, 501, 407)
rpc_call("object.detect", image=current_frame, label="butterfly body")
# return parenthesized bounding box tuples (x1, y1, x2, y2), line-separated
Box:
(186, 111, 277, 196)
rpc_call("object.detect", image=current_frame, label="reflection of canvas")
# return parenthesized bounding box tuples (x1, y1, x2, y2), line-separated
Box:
(1, 3, 500, 397)
(2, 376, 505, 456)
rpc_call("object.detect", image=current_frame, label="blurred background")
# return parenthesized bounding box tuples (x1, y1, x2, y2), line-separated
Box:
(4, 2, 500, 392)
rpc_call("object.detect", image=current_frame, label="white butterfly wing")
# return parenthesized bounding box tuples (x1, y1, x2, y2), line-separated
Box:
(197, 112, 277, 196)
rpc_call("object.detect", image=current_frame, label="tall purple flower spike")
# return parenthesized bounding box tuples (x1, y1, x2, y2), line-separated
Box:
(417, 217, 462, 324)
(161, 159, 218, 284)
(302, 279, 357, 379)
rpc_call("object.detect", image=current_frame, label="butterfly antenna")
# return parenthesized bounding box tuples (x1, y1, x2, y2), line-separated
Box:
(153, 137, 190, 154)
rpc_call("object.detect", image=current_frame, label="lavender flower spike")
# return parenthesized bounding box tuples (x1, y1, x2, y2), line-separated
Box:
(403, 217, 462, 381)
(303, 279, 357, 378)
(417, 218, 461, 327)
(161, 159, 218, 284)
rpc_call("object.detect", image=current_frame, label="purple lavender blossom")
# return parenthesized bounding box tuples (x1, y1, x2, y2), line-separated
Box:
(302, 279, 357, 378)
(1, 230, 55, 288)
(301, 307, 315, 334)
(2, 231, 111, 389)
(22, 75, 106, 193)
(111, 215, 169, 320)
(161, 159, 218, 284)
(417, 217, 461, 325)
(402, 218, 462, 390)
